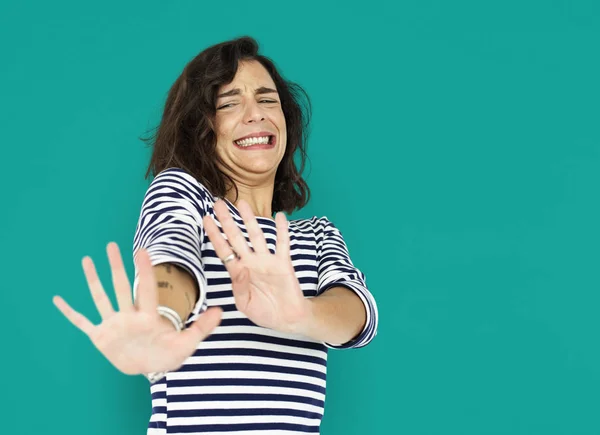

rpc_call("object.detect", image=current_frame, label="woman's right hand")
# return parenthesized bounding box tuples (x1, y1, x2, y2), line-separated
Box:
(53, 242, 222, 376)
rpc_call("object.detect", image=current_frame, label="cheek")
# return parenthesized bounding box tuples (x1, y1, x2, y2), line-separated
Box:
(277, 110, 287, 132)
(217, 129, 229, 143)
(215, 119, 234, 144)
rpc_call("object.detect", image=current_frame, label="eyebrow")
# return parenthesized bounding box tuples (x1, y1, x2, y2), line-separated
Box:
(217, 86, 278, 99)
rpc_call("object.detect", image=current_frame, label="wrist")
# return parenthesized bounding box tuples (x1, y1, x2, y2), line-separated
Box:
(157, 305, 184, 331)
(158, 315, 178, 332)
(145, 306, 183, 384)
(288, 298, 317, 338)
(288, 288, 364, 346)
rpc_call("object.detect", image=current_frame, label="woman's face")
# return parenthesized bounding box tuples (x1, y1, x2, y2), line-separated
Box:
(213, 60, 287, 185)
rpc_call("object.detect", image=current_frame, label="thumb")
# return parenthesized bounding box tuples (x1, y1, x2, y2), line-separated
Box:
(176, 307, 223, 351)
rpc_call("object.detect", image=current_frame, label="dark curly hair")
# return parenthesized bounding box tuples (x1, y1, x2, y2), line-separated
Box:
(140, 36, 312, 215)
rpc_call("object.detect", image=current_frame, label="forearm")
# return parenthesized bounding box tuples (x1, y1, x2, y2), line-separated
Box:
(300, 286, 367, 346)
(151, 263, 199, 323)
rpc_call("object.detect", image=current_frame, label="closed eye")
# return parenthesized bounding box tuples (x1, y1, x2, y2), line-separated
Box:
(217, 100, 278, 110)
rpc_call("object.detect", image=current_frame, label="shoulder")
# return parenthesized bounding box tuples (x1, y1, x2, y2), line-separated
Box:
(140, 167, 218, 219)
(290, 215, 337, 235)
(151, 167, 213, 196)
(149, 167, 216, 204)
(288, 216, 348, 259)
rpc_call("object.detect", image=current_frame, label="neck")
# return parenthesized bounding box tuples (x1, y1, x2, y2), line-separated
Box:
(225, 182, 274, 219)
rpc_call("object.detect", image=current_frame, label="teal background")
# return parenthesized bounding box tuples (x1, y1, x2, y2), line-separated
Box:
(1, 1, 599, 434)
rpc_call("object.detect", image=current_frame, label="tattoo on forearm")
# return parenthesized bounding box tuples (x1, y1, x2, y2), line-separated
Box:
(158, 281, 173, 290)
(165, 264, 172, 274)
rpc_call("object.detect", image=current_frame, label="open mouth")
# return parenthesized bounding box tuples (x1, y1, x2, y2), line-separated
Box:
(233, 135, 275, 148)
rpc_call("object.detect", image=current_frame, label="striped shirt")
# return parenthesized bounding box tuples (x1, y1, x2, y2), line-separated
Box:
(132, 167, 378, 434)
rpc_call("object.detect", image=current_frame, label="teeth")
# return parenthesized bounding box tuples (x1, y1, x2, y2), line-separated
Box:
(235, 136, 271, 147)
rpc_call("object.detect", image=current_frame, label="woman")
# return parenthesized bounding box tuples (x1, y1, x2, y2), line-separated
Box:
(53, 36, 378, 434)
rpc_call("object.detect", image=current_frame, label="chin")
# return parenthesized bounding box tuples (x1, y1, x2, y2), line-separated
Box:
(246, 162, 278, 173)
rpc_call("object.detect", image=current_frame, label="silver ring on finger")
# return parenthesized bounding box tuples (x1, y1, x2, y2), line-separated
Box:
(222, 252, 237, 265)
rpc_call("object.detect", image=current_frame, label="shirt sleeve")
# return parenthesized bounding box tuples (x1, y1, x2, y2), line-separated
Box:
(131, 167, 209, 324)
(316, 217, 379, 349)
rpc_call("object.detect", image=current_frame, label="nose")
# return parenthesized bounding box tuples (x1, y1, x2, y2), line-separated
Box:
(244, 100, 265, 124)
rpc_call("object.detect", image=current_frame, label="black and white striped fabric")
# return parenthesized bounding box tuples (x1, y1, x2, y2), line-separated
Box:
(132, 167, 378, 434)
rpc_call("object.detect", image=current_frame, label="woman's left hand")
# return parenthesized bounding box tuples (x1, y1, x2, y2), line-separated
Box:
(202, 199, 312, 334)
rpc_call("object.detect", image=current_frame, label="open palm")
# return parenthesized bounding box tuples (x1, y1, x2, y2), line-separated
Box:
(203, 199, 311, 334)
(53, 242, 222, 376)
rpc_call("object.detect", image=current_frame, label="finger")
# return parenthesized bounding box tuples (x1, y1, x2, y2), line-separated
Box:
(173, 306, 223, 358)
(275, 212, 291, 260)
(213, 200, 252, 259)
(134, 248, 158, 313)
(237, 199, 269, 254)
(82, 255, 115, 319)
(106, 242, 134, 312)
(202, 213, 244, 275)
(53, 295, 95, 336)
